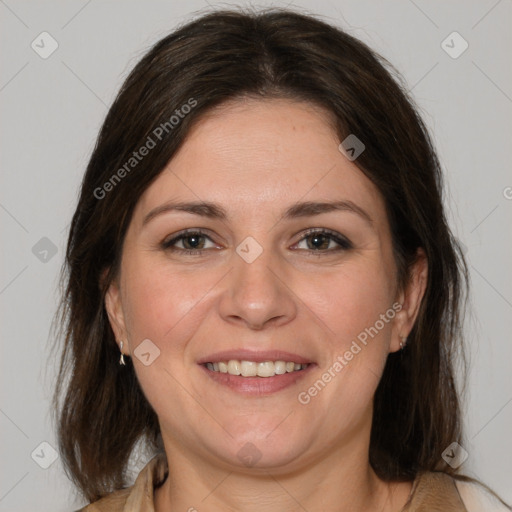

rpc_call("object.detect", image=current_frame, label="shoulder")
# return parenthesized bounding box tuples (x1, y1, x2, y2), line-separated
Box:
(454, 478, 512, 512)
(76, 489, 131, 512)
(75, 451, 168, 512)
(404, 471, 511, 512)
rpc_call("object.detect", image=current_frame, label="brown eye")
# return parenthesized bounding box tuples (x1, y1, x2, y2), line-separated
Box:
(294, 229, 352, 252)
(177, 234, 206, 250)
(305, 233, 331, 250)
(161, 230, 217, 255)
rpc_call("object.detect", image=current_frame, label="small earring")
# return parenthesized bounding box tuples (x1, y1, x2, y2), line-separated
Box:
(399, 337, 407, 350)
(119, 341, 126, 366)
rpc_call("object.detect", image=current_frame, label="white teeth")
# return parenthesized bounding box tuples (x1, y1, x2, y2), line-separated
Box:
(257, 361, 275, 377)
(274, 361, 287, 375)
(205, 359, 309, 377)
(241, 360, 257, 377)
(227, 360, 241, 375)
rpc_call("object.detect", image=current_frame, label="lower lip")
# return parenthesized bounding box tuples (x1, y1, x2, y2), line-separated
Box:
(198, 363, 316, 396)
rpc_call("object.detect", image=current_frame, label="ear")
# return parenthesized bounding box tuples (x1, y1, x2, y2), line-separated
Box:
(390, 248, 428, 353)
(105, 277, 130, 355)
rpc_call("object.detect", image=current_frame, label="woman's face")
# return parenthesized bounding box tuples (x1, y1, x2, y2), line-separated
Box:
(106, 98, 425, 472)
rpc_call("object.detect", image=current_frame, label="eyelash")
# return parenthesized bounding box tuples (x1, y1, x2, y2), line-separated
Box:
(161, 228, 352, 256)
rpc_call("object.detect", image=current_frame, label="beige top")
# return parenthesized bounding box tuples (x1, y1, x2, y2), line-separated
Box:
(78, 452, 510, 512)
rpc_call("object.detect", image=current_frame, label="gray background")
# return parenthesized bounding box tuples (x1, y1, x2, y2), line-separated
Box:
(1, 0, 511, 510)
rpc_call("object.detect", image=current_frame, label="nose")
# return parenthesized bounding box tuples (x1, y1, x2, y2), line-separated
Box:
(218, 245, 297, 330)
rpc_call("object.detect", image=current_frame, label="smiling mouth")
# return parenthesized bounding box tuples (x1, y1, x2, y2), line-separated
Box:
(203, 360, 310, 378)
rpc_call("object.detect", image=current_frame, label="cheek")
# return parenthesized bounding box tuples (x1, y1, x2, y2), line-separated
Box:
(121, 255, 222, 349)
(305, 258, 396, 345)
(296, 263, 395, 429)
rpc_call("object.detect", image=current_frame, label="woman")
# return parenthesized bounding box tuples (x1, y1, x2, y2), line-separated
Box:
(52, 8, 511, 512)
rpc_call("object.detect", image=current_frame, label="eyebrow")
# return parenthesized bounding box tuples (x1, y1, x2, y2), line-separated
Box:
(142, 199, 373, 226)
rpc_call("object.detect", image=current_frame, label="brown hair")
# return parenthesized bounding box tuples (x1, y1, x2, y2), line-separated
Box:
(52, 7, 469, 502)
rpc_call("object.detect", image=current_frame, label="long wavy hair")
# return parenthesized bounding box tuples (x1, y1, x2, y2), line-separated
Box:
(52, 7, 469, 503)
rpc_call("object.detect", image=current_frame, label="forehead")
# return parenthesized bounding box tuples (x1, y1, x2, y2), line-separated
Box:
(133, 98, 385, 223)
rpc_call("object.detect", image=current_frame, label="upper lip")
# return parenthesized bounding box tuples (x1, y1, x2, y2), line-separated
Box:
(197, 349, 314, 365)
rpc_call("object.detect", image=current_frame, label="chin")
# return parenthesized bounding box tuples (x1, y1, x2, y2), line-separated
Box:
(207, 429, 309, 471)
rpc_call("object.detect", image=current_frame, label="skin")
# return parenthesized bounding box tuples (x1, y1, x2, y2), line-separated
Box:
(105, 98, 428, 512)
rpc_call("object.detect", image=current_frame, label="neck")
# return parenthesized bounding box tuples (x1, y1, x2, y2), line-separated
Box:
(154, 435, 412, 512)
